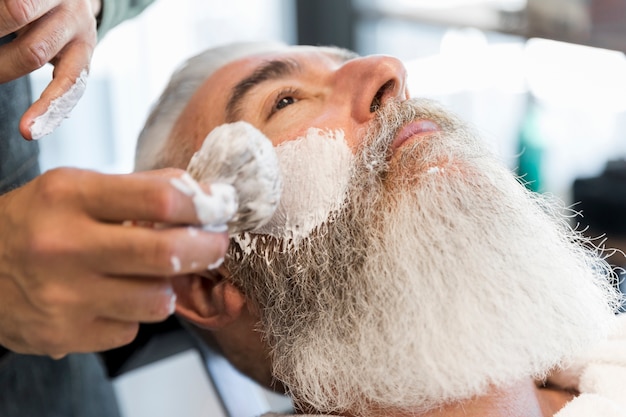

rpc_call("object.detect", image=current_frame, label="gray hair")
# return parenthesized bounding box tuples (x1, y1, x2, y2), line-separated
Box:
(134, 41, 287, 172)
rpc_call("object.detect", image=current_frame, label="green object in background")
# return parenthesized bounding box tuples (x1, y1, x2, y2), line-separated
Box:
(516, 101, 545, 193)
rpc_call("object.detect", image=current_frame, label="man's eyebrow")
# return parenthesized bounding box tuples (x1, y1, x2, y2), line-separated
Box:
(226, 58, 301, 122)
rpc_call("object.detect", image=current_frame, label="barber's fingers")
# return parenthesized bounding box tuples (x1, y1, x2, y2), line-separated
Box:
(13, 5, 96, 139)
(0, 0, 97, 139)
(50, 319, 141, 357)
(87, 276, 176, 323)
(79, 169, 215, 225)
(83, 318, 140, 353)
(85, 223, 230, 276)
(0, 0, 61, 38)
(0, 1, 92, 83)
(19, 26, 94, 139)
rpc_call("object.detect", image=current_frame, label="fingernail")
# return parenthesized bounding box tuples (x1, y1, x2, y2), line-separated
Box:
(202, 223, 228, 233)
(50, 353, 68, 360)
(208, 257, 224, 270)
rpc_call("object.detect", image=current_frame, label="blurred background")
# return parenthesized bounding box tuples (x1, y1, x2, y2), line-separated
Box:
(30, 0, 626, 415)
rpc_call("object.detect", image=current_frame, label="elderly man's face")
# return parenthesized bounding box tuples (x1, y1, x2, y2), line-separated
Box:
(173, 47, 446, 243)
(172, 47, 444, 154)
(171, 46, 617, 416)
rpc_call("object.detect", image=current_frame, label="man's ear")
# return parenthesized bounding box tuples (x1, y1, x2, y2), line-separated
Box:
(172, 269, 246, 330)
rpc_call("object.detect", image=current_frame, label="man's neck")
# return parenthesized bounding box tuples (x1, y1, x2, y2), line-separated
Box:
(300, 378, 573, 417)
(416, 379, 546, 417)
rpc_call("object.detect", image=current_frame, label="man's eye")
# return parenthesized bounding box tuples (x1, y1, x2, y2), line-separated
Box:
(268, 88, 301, 119)
(276, 96, 296, 110)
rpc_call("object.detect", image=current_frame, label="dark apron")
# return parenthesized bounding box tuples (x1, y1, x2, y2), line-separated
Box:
(0, 33, 40, 194)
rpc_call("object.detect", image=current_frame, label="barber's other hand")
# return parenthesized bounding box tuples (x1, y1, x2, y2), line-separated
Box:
(0, 168, 229, 358)
(0, 0, 102, 139)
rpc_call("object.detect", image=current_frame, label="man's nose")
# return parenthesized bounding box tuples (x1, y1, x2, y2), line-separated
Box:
(333, 55, 408, 123)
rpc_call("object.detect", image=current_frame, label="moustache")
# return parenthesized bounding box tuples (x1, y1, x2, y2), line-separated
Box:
(355, 98, 475, 181)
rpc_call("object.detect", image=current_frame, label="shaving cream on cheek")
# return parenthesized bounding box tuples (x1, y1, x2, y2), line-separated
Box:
(30, 69, 88, 140)
(253, 128, 353, 243)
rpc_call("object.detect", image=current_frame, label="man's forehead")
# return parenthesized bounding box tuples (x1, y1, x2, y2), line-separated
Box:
(219, 45, 357, 76)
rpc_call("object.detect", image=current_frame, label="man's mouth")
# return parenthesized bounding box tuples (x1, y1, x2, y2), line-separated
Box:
(392, 120, 440, 150)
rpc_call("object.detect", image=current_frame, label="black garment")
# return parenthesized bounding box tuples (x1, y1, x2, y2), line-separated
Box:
(0, 34, 40, 194)
(0, 33, 121, 417)
(0, 354, 122, 417)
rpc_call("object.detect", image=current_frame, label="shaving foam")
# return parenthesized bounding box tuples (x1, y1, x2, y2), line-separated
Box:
(187, 121, 282, 234)
(208, 257, 224, 270)
(170, 172, 238, 232)
(251, 128, 353, 245)
(170, 255, 182, 272)
(30, 69, 88, 140)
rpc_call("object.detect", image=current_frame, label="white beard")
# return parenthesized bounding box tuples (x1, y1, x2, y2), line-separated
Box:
(226, 99, 621, 416)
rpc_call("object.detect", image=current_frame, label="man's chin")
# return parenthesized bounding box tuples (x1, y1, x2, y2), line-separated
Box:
(361, 146, 619, 409)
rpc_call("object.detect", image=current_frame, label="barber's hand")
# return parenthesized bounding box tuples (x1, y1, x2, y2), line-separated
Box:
(0, 0, 102, 139)
(0, 167, 229, 358)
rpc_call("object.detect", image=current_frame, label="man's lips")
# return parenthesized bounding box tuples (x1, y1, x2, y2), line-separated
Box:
(392, 120, 440, 149)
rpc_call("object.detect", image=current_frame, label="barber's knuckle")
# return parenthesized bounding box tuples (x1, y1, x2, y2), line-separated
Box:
(4, 0, 39, 28)
(29, 232, 64, 260)
(18, 38, 54, 71)
(61, 1, 97, 38)
(23, 170, 87, 258)
(33, 284, 74, 314)
(28, 225, 79, 261)
(36, 168, 77, 202)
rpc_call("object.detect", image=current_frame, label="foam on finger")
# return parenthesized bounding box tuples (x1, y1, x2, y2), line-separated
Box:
(30, 69, 88, 140)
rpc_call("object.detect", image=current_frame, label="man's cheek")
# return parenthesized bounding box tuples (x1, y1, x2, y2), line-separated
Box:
(254, 128, 353, 244)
